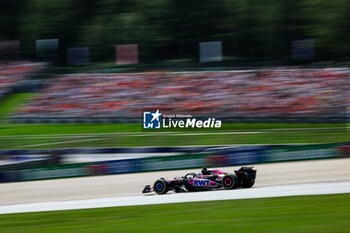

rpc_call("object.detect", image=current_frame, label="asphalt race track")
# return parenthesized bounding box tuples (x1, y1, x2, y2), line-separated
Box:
(1, 182, 350, 214)
(0, 158, 350, 214)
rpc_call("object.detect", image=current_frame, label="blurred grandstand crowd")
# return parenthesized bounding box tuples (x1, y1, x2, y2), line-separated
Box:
(0, 61, 45, 98)
(13, 68, 350, 119)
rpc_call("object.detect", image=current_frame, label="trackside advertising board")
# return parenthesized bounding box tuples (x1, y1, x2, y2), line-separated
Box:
(204, 147, 264, 167)
(19, 163, 88, 181)
(99, 159, 140, 174)
(0, 143, 346, 183)
(262, 143, 339, 162)
(139, 153, 208, 171)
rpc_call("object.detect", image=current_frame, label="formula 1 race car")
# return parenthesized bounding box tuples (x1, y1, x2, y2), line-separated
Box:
(142, 167, 257, 195)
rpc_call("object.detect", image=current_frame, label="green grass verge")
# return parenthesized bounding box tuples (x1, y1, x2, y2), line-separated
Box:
(0, 94, 348, 149)
(0, 194, 349, 232)
(0, 123, 348, 149)
(0, 123, 346, 135)
(0, 93, 36, 123)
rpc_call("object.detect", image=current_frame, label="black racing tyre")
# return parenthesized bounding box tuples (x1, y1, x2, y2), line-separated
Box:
(221, 174, 238, 190)
(242, 179, 255, 188)
(154, 179, 169, 195)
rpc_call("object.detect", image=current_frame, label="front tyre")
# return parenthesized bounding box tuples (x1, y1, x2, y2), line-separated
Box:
(222, 174, 238, 190)
(154, 179, 169, 195)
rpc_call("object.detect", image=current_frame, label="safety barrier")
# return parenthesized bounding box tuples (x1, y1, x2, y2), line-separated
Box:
(0, 143, 347, 183)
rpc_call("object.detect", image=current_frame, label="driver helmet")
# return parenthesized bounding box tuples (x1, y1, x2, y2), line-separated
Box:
(201, 167, 209, 174)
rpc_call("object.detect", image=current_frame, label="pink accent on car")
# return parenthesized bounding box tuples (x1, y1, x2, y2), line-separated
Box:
(211, 170, 224, 174)
(168, 178, 183, 182)
(224, 177, 232, 186)
(209, 181, 216, 186)
(189, 180, 194, 185)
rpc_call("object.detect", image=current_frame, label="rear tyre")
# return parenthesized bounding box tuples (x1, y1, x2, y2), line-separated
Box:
(154, 179, 169, 195)
(222, 174, 237, 190)
(242, 179, 255, 188)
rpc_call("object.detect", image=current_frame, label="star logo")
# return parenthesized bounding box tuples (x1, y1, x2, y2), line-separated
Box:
(143, 109, 162, 129)
(150, 109, 162, 122)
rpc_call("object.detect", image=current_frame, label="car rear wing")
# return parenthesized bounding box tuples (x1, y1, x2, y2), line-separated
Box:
(234, 167, 257, 179)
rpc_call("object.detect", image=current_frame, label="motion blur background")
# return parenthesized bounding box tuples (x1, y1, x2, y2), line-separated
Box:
(0, 0, 349, 123)
(1, 0, 350, 63)
(0, 0, 349, 179)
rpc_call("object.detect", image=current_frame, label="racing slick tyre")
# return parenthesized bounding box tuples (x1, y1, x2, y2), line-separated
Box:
(154, 179, 169, 195)
(242, 178, 255, 188)
(222, 174, 238, 190)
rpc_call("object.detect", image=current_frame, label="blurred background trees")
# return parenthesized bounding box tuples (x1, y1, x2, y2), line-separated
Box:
(0, 0, 349, 63)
